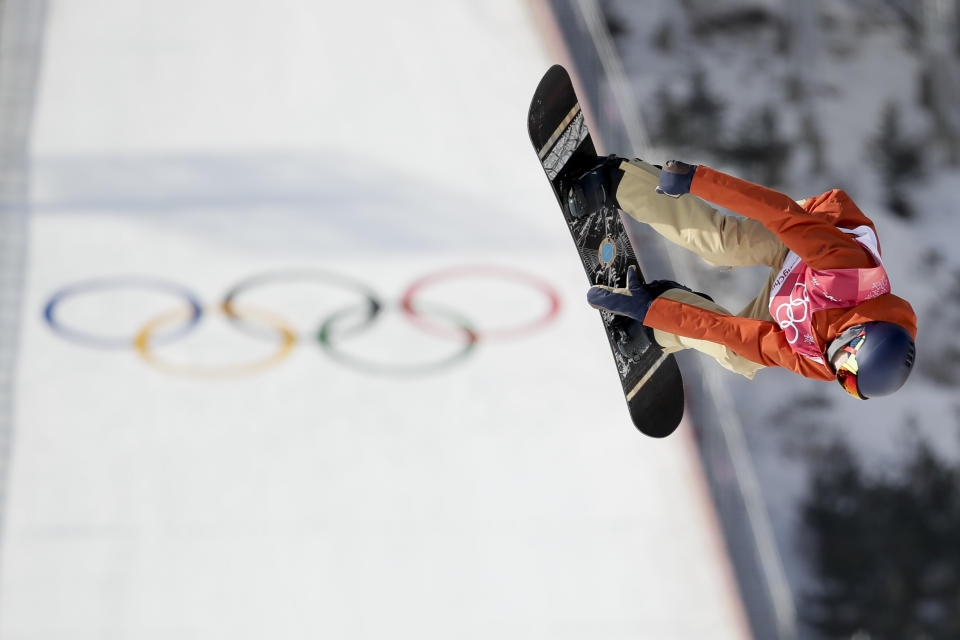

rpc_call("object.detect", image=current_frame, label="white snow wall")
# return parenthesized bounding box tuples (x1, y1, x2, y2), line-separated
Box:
(0, 1, 749, 637)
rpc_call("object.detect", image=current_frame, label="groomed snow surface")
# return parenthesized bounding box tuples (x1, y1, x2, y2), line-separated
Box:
(1, 2, 749, 638)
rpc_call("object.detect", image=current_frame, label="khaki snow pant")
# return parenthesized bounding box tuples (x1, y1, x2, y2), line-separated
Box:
(616, 159, 791, 379)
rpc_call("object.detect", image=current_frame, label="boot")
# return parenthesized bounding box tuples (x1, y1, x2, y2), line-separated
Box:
(645, 279, 715, 303)
(561, 154, 625, 219)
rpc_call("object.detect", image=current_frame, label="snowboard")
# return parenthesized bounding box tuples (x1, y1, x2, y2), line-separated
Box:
(527, 64, 684, 438)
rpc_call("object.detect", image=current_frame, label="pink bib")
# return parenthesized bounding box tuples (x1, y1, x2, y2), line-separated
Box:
(768, 226, 890, 364)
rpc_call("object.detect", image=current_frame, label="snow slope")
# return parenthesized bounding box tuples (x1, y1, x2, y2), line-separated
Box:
(0, 1, 749, 638)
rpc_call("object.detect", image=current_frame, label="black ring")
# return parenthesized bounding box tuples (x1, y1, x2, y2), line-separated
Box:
(221, 269, 383, 339)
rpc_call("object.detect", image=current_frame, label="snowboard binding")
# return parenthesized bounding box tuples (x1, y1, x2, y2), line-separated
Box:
(561, 155, 625, 219)
(610, 316, 657, 362)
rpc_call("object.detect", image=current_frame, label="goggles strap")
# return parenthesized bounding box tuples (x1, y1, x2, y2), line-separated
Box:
(836, 332, 867, 398)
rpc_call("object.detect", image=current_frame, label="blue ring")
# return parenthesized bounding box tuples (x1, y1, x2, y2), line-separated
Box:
(43, 277, 204, 349)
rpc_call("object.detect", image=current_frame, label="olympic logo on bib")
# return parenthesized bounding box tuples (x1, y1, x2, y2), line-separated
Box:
(42, 265, 562, 378)
(774, 283, 810, 345)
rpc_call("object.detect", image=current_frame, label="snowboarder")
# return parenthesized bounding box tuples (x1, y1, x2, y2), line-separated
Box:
(570, 157, 917, 399)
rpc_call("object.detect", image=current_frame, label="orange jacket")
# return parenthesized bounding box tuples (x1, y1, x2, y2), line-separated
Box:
(643, 165, 918, 381)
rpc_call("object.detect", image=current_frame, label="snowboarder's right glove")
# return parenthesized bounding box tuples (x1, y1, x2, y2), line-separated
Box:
(587, 266, 694, 324)
(655, 160, 698, 198)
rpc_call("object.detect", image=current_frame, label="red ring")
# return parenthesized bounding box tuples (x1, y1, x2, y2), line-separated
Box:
(400, 265, 562, 342)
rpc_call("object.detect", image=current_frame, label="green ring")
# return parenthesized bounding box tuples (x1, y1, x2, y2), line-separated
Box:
(317, 302, 478, 377)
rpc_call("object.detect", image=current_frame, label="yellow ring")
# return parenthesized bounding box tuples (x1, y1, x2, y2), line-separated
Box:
(134, 304, 297, 378)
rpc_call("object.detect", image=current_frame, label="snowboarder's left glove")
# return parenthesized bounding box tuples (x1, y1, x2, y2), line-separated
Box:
(655, 160, 698, 198)
(587, 266, 693, 323)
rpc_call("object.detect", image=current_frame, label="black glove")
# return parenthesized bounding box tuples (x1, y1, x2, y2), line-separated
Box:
(587, 266, 694, 323)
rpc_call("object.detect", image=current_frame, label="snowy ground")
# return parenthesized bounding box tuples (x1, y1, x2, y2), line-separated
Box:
(0, 1, 749, 638)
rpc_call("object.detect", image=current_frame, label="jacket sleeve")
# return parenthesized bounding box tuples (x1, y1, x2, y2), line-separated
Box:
(644, 294, 838, 381)
(689, 166, 876, 270)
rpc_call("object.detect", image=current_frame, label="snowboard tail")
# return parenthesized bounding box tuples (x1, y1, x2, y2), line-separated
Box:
(527, 65, 684, 438)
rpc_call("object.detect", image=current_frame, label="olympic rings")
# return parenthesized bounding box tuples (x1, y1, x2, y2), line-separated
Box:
(775, 283, 810, 345)
(41, 265, 562, 378)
